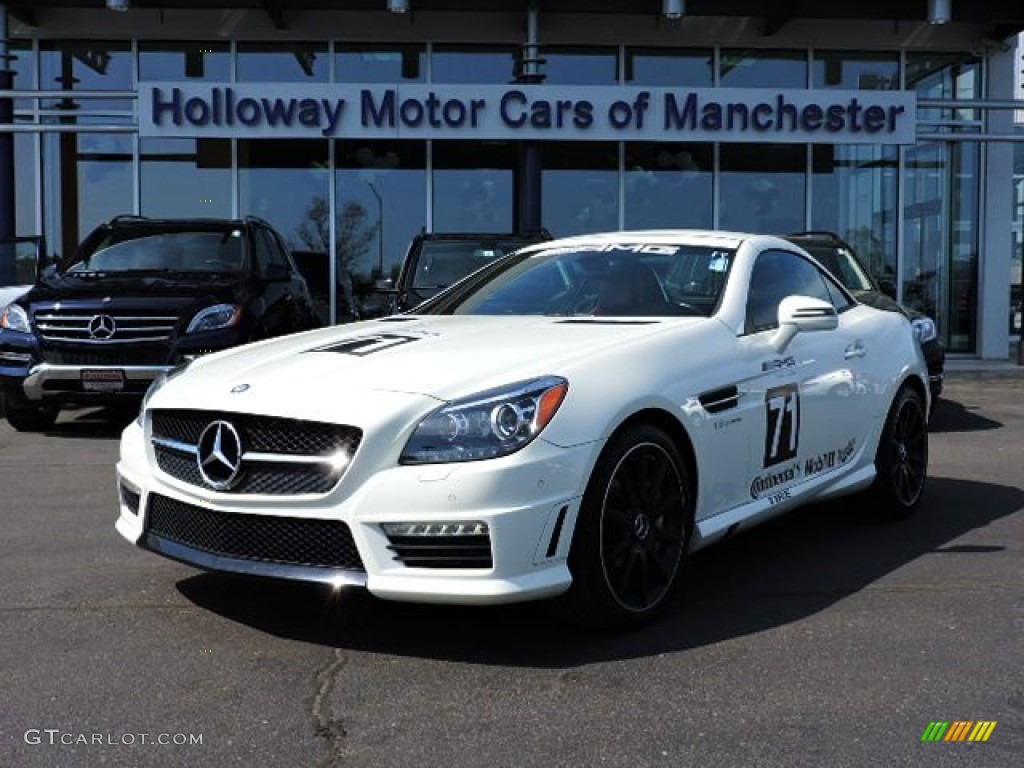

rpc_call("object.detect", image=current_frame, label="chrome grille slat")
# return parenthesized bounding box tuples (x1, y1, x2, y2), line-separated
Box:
(33, 309, 178, 342)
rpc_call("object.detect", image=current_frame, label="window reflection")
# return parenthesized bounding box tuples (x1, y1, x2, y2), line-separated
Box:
(543, 47, 619, 85)
(625, 143, 712, 229)
(139, 42, 231, 82)
(811, 144, 898, 296)
(39, 41, 132, 112)
(625, 48, 712, 87)
(906, 53, 982, 125)
(431, 45, 518, 84)
(719, 50, 807, 88)
(335, 44, 425, 83)
(237, 42, 329, 82)
(812, 51, 899, 90)
(542, 142, 618, 237)
(140, 138, 231, 219)
(720, 144, 805, 235)
(433, 140, 515, 232)
(336, 140, 426, 321)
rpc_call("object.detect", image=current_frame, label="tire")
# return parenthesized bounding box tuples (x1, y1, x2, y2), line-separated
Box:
(560, 424, 693, 629)
(871, 385, 928, 517)
(4, 391, 59, 432)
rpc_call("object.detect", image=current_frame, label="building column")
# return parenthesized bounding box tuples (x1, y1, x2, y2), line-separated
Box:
(516, 3, 543, 234)
(0, 3, 17, 285)
(978, 39, 1018, 359)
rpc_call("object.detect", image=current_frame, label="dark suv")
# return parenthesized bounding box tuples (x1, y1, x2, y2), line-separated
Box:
(0, 215, 318, 431)
(374, 230, 552, 316)
(784, 232, 945, 397)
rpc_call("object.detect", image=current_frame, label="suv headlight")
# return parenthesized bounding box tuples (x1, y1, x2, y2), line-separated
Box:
(0, 303, 30, 334)
(400, 377, 568, 464)
(186, 303, 241, 334)
(911, 316, 937, 344)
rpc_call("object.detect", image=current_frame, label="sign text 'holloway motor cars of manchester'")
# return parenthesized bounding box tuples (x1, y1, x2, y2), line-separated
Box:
(116, 230, 931, 629)
(140, 83, 916, 144)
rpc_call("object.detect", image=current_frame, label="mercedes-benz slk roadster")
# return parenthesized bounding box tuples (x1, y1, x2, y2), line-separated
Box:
(116, 230, 930, 627)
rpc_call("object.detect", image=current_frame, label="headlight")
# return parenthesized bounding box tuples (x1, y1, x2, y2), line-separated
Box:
(0, 303, 30, 334)
(136, 362, 192, 425)
(911, 316, 937, 344)
(186, 303, 241, 334)
(400, 376, 568, 464)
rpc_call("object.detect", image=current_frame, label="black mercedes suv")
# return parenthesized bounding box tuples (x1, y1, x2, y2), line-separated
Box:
(785, 231, 945, 397)
(0, 215, 318, 431)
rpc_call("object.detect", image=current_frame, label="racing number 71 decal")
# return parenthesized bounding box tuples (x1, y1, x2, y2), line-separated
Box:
(764, 383, 800, 467)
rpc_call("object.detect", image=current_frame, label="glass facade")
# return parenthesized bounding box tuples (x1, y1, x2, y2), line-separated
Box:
(2, 39, 1007, 354)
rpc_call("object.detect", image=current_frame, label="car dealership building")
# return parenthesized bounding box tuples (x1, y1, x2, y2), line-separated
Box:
(1, 0, 1022, 356)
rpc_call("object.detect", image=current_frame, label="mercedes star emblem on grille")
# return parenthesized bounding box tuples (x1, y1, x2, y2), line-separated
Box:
(88, 314, 117, 340)
(196, 420, 243, 490)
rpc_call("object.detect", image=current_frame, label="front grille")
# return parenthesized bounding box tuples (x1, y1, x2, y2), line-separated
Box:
(385, 534, 493, 569)
(41, 347, 170, 366)
(146, 493, 364, 571)
(34, 309, 178, 343)
(151, 410, 361, 495)
(152, 410, 358, 455)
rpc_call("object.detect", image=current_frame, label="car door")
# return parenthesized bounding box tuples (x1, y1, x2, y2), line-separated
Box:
(738, 249, 867, 505)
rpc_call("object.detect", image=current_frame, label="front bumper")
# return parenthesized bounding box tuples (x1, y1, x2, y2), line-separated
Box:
(116, 420, 597, 605)
(19, 363, 172, 403)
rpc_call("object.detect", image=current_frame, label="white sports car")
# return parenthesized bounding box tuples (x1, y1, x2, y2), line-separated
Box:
(116, 230, 929, 626)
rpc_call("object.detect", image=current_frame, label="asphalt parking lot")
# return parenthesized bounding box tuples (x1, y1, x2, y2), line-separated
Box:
(0, 377, 1021, 768)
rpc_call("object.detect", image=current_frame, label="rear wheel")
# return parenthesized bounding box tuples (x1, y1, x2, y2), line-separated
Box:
(561, 424, 693, 629)
(4, 389, 59, 432)
(871, 385, 928, 517)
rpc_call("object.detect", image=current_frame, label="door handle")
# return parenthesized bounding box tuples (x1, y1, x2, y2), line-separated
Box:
(844, 341, 867, 359)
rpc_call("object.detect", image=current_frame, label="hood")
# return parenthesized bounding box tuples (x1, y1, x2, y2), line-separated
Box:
(157, 314, 702, 411)
(24, 271, 245, 305)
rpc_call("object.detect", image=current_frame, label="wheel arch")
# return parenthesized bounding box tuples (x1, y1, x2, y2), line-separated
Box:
(607, 407, 699, 520)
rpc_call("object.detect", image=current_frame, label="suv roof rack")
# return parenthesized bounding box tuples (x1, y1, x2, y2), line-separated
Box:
(108, 214, 150, 224)
(786, 231, 843, 241)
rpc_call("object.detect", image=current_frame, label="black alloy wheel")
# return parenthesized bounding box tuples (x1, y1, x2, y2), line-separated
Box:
(562, 424, 692, 628)
(3, 389, 59, 432)
(873, 385, 928, 516)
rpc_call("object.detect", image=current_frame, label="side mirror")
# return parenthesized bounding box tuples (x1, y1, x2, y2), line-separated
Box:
(373, 278, 397, 293)
(771, 295, 838, 352)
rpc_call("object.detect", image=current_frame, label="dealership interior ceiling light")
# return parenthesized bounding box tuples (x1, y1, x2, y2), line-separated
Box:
(928, 0, 951, 24)
(106, 0, 130, 10)
(662, 0, 685, 20)
(387, 0, 410, 13)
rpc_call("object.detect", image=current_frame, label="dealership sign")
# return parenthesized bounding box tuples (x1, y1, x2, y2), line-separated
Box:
(140, 83, 916, 144)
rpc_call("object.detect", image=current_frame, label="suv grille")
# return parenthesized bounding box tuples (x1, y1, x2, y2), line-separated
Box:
(35, 309, 178, 343)
(41, 347, 170, 366)
(151, 410, 361, 495)
(147, 493, 364, 570)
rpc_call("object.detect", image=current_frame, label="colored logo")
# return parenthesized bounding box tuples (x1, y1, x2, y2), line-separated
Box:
(920, 721, 997, 742)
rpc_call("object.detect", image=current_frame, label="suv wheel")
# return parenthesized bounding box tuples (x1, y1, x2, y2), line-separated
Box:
(4, 390, 59, 432)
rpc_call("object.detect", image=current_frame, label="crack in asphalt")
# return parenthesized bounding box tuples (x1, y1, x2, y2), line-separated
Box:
(313, 648, 348, 768)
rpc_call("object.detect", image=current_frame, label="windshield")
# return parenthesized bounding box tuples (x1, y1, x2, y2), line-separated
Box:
(413, 242, 734, 318)
(802, 245, 875, 293)
(63, 228, 246, 275)
(413, 238, 539, 290)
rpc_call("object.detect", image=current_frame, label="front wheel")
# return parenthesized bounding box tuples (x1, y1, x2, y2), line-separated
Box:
(560, 424, 693, 629)
(871, 385, 928, 517)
